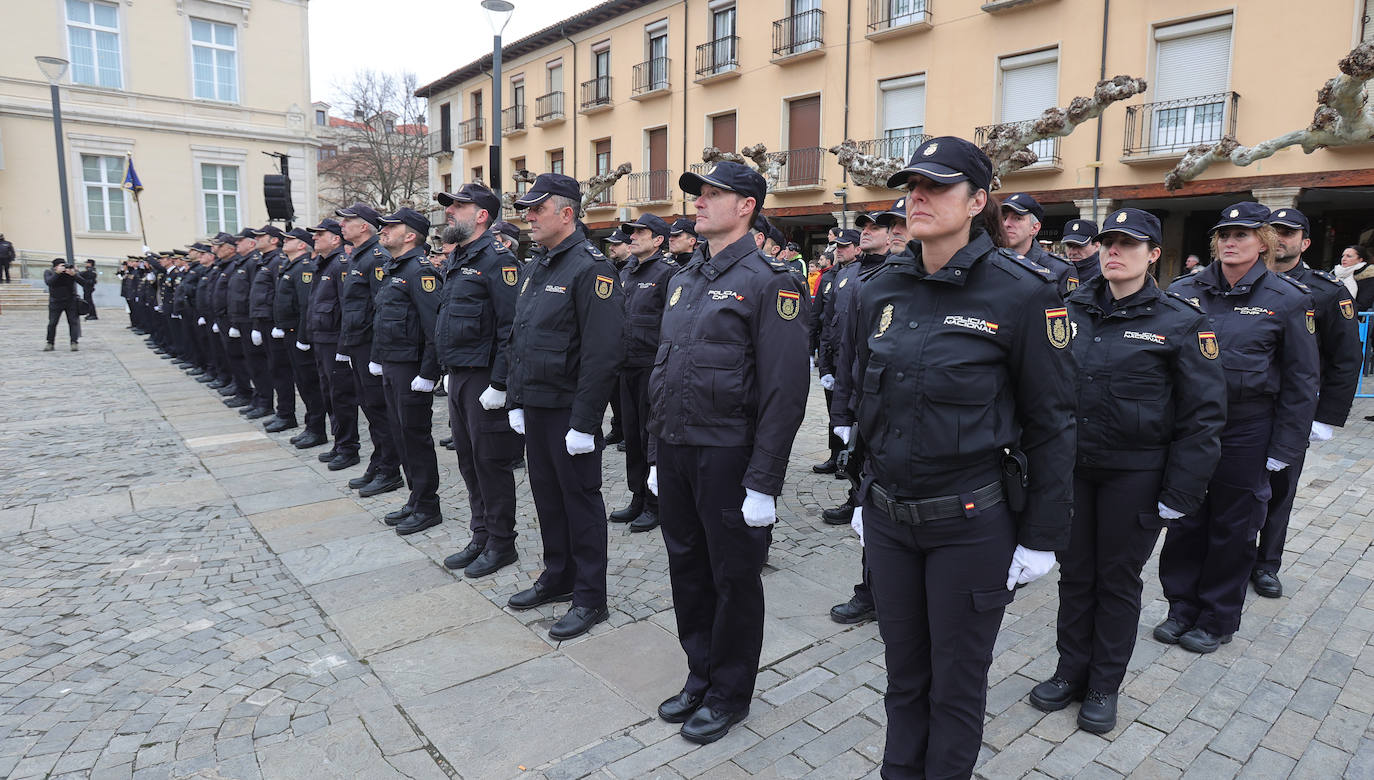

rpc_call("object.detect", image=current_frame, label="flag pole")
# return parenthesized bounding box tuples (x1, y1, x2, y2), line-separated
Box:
(126, 154, 148, 248)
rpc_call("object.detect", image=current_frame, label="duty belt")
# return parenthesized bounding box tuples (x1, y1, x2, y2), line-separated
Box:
(869, 481, 1004, 526)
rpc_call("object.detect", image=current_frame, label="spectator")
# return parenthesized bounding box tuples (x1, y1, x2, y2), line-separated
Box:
(44, 258, 82, 351)
(1184, 254, 1204, 274)
(1336, 245, 1374, 310)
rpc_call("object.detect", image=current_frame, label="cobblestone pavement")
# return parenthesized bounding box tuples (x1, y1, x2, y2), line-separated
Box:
(1, 310, 1372, 779)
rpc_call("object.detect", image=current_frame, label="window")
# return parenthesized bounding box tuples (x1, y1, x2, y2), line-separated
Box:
(316, 146, 338, 161)
(384, 117, 395, 133)
(473, 166, 484, 184)
(549, 148, 564, 175)
(81, 154, 128, 232)
(315, 109, 327, 125)
(441, 174, 452, 193)
(710, 112, 737, 153)
(594, 46, 611, 80)
(512, 77, 525, 109)
(879, 74, 926, 159)
(439, 103, 451, 150)
(648, 29, 669, 87)
(547, 61, 563, 93)
(66, 0, 122, 89)
(1152, 15, 1232, 151)
(512, 157, 527, 195)
(592, 139, 611, 203)
(999, 49, 1058, 165)
(200, 163, 240, 234)
(191, 19, 238, 102)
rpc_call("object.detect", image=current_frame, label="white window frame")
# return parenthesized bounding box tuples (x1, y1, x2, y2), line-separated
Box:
(68, 133, 134, 237)
(998, 48, 1059, 167)
(877, 73, 927, 160)
(199, 163, 242, 235)
(80, 154, 130, 233)
(1150, 14, 1234, 153)
(65, 0, 124, 89)
(192, 145, 248, 234)
(189, 17, 239, 103)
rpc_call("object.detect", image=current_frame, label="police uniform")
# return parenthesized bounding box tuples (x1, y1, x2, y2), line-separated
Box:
(1254, 208, 1363, 594)
(216, 237, 255, 404)
(372, 208, 445, 532)
(303, 221, 361, 466)
(811, 241, 848, 472)
(336, 203, 401, 492)
(1004, 194, 1078, 297)
(1062, 219, 1102, 292)
(433, 185, 525, 576)
(1031, 209, 1226, 733)
(648, 163, 810, 742)
(1161, 202, 1320, 652)
(272, 228, 327, 440)
(496, 174, 624, 639)
(238, 239, 275, 415)
(252, 226, 296, 425)
(855, 138, 1075, 778)
(667, 218, 697, 266)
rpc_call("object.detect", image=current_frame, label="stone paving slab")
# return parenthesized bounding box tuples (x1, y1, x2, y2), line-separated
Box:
(367, 614, 553, 700)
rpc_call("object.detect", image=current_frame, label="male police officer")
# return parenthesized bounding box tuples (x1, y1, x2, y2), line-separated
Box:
(648, 162, 809, 744)
(433, 183, 524, 578)
(813, 229, 859, 475)
(668, 218, 698, 264)
(497, 173, 624, 641)
(253, 225, 297, 429)
(238, 227, 276, 419)
(272, 228, 327, 445)
(223, 228, 260, 408)
(335, 203, 402, 496)
(1002, 193, 1076, 296)
(610, 212, 678, 533)
(604, 230, 631, 265)
(304, 219, 361, 465)
(491, 220, 522, 259)
(1253, 208, 1362, 597)
(1062, 219, 1101, 290)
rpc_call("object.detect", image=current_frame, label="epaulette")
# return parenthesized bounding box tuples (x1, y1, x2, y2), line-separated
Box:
(1310, 268, 1339, 285)
(584, 241, 607, 261)
(1273, 273, 1310, 295)
(763, 255, 791, 274)
(1162, 290, 1203, 313)
(995, 248, 1056, 283)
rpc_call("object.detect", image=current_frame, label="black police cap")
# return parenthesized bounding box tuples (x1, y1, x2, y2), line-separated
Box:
(1001, 194, 1046, 223)
(437, 183, 502, 220)
(1267, 207, 1310, 233)
(284, 227, 315, 246)
(669, 218, 697, 237)
(378, 207, 432, 237)
(605, 230, 629, 245)
(886, 136, 994, 192)
(491, 221, 521, 240)
(233, 227, 257, 241)
(1062, 219, 1099, 245)
(251, 224, 286, 240)
(679, 161, 767, 208)
(210, 232, 236, 245)
(187, 242, 212, 252)
(308, 218, 343, 237)
(833, 228, 861, 246)
(1095, 208, 1162, 245)
(513, 173, 581, 208)
(621, 212, 671, 239)
(334, 202, 382, 228)
(1210, 202, 1271, 233)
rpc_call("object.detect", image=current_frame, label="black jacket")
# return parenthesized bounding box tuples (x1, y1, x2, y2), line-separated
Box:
(227, 251, 258, 324)
(1352, 262, 1374, 312)
(830, 253, 892, 428)
(212, 256, 237, 321)
(272, 253, 315, 334)
(250, 249, 284, 322)
(45, 267, 79, 303)
(854, 232, 1077, 551)
(1066, 275, 1226, 515)
(1025, 243, 1077, 299)
(814, 265, 844, 376)
(618, 250, 678, 369)
(434, 235, 520, 376)
(339, 236, 391, 347)
(1281, 263, 1362, 427)
(304, 250, 345, 344)
(809, 265, 836, 356)
(372, 247, 443, 379)
(1068, 253, 1101, 292)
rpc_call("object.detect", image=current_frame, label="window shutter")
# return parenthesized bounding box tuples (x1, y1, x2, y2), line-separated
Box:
(881, 77, 926, 133)
(1154, 20, 1231, 101)
(1000, 58, 1057, 123)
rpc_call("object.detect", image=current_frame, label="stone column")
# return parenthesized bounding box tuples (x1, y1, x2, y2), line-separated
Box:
(1251, 186, 1302, 212)
(1159, 211, 1188, 284)
(1073, 198, 1114, 224)
(832, 211, 851, 230)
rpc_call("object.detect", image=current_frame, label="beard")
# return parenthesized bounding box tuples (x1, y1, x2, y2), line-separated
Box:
(448, 221, 475, 245)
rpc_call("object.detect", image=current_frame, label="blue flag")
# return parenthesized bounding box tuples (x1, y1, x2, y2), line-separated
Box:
(123, 157, 143, 193)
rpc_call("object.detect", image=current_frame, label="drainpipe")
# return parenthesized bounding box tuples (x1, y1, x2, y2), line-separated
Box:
(563, 27, 578, 184)
(682, 0, 690, 217)
(841, 0, 853, 188)
(1091, 0, 1109, 222)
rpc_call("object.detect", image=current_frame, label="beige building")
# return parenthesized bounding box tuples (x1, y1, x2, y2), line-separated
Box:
(0, 0, 316, 272)
(418, 0, 1374, 279)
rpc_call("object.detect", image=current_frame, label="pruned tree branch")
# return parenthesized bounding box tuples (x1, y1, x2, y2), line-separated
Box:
(497, 169, 537, 213)
(582, 162, 632, 213)
(827, 141, 904, 189)
(702, 144, 787, 191)
(1166, 42, 1374, 190)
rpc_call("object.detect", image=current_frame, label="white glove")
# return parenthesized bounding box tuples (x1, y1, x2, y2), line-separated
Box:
(271, 328, 285, 339)
(212, 323, 220, 333)
(1158, 502, 1184, 520)
(851, 506, 864, 546)
(1266, 458, 1289, 472)
(565, 429, 595, 456)
(833, 426, 852, 446)
(508, 408, 525, 435)
(197, 317, 206, 326)
(154, 305, 163, 313)
(334, 352, 351, 364)
(478, 386, 507, 410)
(809, 356, 816, 371)
(410, 376, 436, 393)
(250, 330, 263, 346)
(1006, 545, 1056, 591)
(368, 361, 383, 376)
(1310, 421, 1334, 442)
(296, 341, 310, 352)
(741, 488, 776, 527)
(228, 327, 241, 338)
(820, 374, 835, 390)
(647, 466, 658, 496)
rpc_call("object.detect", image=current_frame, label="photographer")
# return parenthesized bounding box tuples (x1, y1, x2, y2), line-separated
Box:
(44, 258, 81, 351)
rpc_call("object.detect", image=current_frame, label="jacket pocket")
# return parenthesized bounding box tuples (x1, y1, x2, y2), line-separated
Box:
(920, 365, 1004, 459)
(530, 330, 573, 385)
(1110, 372, 1170, 444)
(437, 302, 484, 348)
(693, 339, 747, 419)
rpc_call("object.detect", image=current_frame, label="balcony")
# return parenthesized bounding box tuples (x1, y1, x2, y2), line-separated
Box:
(457, 117, 485, 148)
(535, 91, 565, 125)
(632, 57, 671, 99)
(1123, 92, 1239, 161)
(580, 76, 613, 114)
(981, 0, 1058, 12)
(502, 105, 526, 136)
(771, 147, 827, 190)
(695, 37, 740, 83)
(867, 0, 932, 41)
(627, 170, 673, 205)
(689, 162, 713, 175)
(425, 130, 452, 157)
(773, 9, 825, 63)
(854, 134, 930, 163)
(974, 121, 1062, 171)
(586, 178, 617, 210)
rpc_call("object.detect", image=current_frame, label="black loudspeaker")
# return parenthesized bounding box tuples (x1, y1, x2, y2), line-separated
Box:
(264, 174, 294, 221)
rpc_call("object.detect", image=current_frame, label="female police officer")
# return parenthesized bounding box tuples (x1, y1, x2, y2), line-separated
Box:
(1161, 202, 1319, 653)
(1028, 209, 1226, 733)
(851, 136, 1076, 778)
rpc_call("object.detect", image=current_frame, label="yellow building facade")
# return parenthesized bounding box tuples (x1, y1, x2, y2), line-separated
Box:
(419, 0, 1374, 279)
(0, 0, 317, 272)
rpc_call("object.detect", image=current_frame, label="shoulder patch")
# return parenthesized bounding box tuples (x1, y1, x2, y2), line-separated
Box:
(1274, 273, 1310, 294)
(420, 275, 437, 293)
(995, 248, 1056, 283)
(1163, 290, 1203, 313)
(764, 256, 791, 274)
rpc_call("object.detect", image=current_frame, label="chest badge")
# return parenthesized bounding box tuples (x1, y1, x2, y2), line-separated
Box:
(420, 276, 437, 293)
(669, 285, 682, 307)
(1045, 307, 1070, 349)
(374, 267, 384, 281)
(823, 282, 832, 294)
(1066, 276, 1079, 291)
(1306, 309, 1316, 334)
(776, 289, 801, 321)
(875, 304, 893, 338)
(302, 272, 312, 283)
(838, 277, 848, 289)
(1198, 331, 1219, 360)
(502, 266, 518, 286)
(595, 275, 615, 300)
(1340, 299, 1355, 320)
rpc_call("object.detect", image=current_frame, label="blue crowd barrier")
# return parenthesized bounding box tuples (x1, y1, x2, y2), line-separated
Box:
(1358, 312, 1374, 398)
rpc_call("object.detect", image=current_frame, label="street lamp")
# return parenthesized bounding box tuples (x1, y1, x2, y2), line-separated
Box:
(36, 56, 75, 265)
(482, 0, 514, 203)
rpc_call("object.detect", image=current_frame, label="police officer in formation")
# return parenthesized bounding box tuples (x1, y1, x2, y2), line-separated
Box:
(247, 226, 291, 425)
(647, 162, 810, 744)
(272, 228, 328, 448)
(497, 173, 624, 641)
(1029, 208, 1226, 734)
(1002, 193, 1078, 296)
(666, 217, 697, 264)
(1160, 202, 1319, 653)
(303, 219, 363, 465)
(1061, 219, 1102, 290)
(811, 229, 857, 477)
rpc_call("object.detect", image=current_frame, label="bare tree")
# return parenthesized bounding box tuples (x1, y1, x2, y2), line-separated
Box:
(1166, 43, 1374, 190)
(702, 144, 787, 192)
(319, 70, 429, 213)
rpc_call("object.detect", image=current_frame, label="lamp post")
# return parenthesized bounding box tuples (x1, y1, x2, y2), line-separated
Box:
(482, 0, 514, 204)
(36, 56, 75, 264)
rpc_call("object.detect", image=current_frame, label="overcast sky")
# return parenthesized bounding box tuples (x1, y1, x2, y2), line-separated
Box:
(309, 0, 605, 108)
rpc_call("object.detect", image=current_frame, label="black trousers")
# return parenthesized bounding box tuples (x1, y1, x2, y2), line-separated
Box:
(208, 321, 231, 379)
(267, 333, 296, 420)
(381, 361, 439, 514)
(619, 366, 657, 513)
(822, 388, 843, 456)
(0, 261, 10, 282)
(658, 443, 769, 715)
(126, 298, 137, 327)
(47, 301, 81, 344)
(244, 321, 273, 410)
(1256, 450, 1308, 573)
(345, 341, 398, 474)
(285, 333, 326, 434)
(314, 339, 359, 455)
(1160, 414, 1272, 636)
(608, 372, 623, 434)
(220, 321, 252, 395)
(83, 290, 97, 318)
(524, 405, 608, 609)
(1055, 467, 1165, 694)
(863, 488, 1017, 780)
(449, 367, 523, 551)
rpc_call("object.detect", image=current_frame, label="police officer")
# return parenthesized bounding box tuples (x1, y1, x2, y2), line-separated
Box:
(269, 228, 327, 445)
(647, 162, 809, 745)
(222, 229, 259, 408)
(254, 225, 297, 429)
(609, 212, 677, 533)
(491, 220, 522, 259)
(432, 183, 525, 577)
(1061, 219, 1101, 290)
(304, 219, 362, 466)
(370, 207, 444, 535)
(335, 203, 403, 496)
(1161, 202, 1319, 653)
(812, 229, 858, 476)
(79, 259, 98, 320)
(854, 137, 1075, 777)
(667, 218, 697, 264)
(1028, 209, 1226, 734)
(600, 228, 630, 447)
(496, 174, 624, 640)
(1002, 193, 1076, 296)
(203, 235, 238, 391)
(238, 228, 275, 418)
(1251, 208, 1362, 598)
